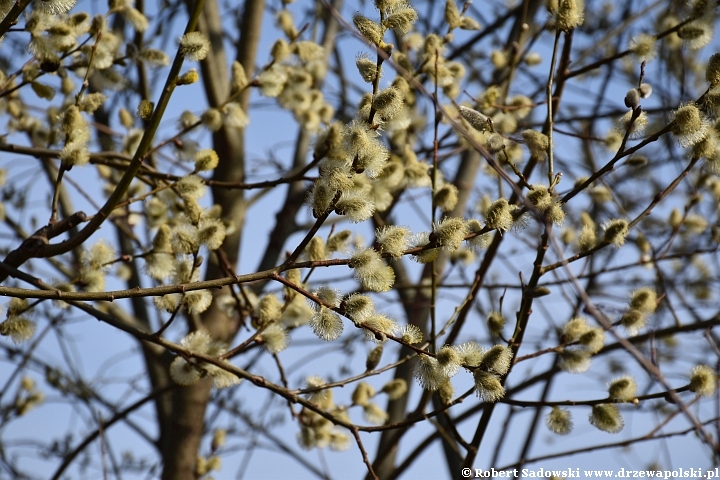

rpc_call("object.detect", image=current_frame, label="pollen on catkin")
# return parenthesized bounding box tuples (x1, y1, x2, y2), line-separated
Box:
(485, 198, 514, 232)
(706, 54, 720, 86)
(0, 318, 36, 344)
(259, 323, 289, 353)
(689, 365, 717, 397)
(558, 348, 592, 373)
(194, 149, 219, 171)
(546, 406, 573, 435)
(620, 308, 647, 336)
(179, 31, 210, 61)
(356, 53, 378, 83)
(137, 99, 153, 119)
(589, 404, 624, 433)
(608, 375, 637, 401)
(628, 33, 657, 62)
(473, 370, 505, 402)
(452, 341, 484, 367)
(309, 307, 344, 341)
(177, 69, 199, 85)
(629, 287, 657, 314)
(414, 354, 446, 391)
(343, 293, 375, 323)
(436, 346, 461, 378)
(376, 225, 411, 258)
(381, 379, 408, 400)
(487, 311, 505, 335)
(672, 103, 710, 147)
(522, 129, 550, 160)
(579, 327, 605, 354)
(480, 345, 513, 375)
(602, 219, 629, 247)
(434, 183, 459, 212)
(353, 13, 383, 45)
(434, 217, 467, 252)
(382, 3, 418, 35)
(349, 248, 395, 292)
(400, 324, 423, 344)
(555, 0, 584, 32)
(373, 86, 404, 121)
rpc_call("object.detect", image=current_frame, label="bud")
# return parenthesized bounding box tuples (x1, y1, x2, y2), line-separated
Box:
(342, 294, 374, 324)
(678, 21, 713, 50)
(177, 68, 199, 85)
(624, 88, 640, 109)
(638, 83, 653, 99)
(459, 106, 491, 131)
(363, 402, 389, 425)
(579, 327, 605, 354)
(366, 344, 384, 371)
(276, 10, 297, 39)
(459, 16, 481, 30)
